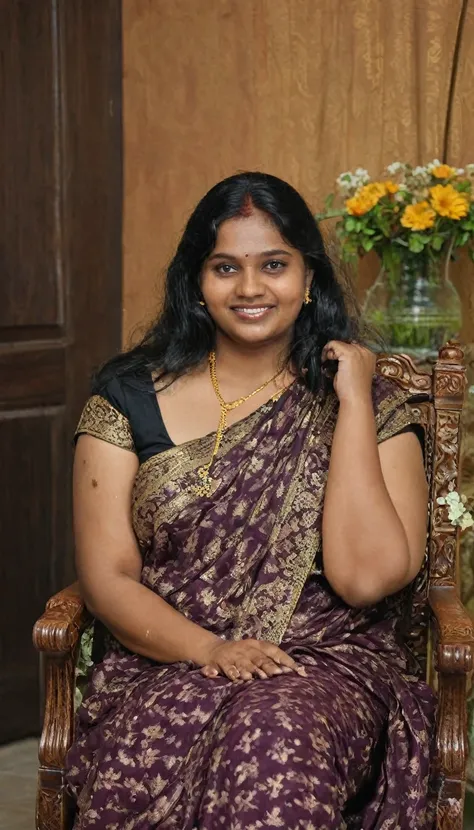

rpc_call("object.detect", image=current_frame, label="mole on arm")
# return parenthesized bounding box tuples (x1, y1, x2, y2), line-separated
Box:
(91, 478, 98, 488)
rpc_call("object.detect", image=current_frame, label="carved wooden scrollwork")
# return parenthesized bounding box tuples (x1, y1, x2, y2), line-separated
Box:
(34, 584, 90, 830)
(376, 352, 432, 394)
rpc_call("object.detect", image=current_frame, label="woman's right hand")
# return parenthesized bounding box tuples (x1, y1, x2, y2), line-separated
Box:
(199, 638, 306, 682)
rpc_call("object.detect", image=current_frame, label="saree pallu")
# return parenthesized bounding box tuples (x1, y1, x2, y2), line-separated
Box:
(67, 377, 436, 829)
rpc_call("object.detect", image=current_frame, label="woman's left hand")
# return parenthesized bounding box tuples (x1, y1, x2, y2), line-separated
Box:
(322, 341, 375, 405)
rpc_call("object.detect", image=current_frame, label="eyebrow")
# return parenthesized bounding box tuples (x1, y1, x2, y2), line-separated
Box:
(207, 248, 292, 262)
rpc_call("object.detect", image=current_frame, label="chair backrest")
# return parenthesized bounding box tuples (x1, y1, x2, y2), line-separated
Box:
(376, 343, 467, 675)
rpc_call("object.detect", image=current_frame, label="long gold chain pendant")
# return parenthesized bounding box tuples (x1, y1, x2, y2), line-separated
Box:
(193, 352, 284, 498)
(194, 406, 228, 497)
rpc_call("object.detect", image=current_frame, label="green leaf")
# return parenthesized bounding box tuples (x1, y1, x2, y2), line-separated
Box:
(431, 235, 445, 251)
(363, 227, 376, 235)
(324, 192, 335, 211)
(362, 238, 374, 252)
(408, 235, 425, 253)
(345, 217, 357, 231)
(355, 220, 363, 233)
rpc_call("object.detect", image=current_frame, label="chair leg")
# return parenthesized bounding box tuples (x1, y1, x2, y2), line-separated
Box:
(36, 766, 75, 830)
(436, 777, 465, 830)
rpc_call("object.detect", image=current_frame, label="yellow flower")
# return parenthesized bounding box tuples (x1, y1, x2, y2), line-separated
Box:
(432, 164, 456, 179)
(385, 181, 399, 194)
(365, 182, 387, 199)
(345, 182, 385, 216)
(400, 201, 436, 231)
(430, 184, 469, 220)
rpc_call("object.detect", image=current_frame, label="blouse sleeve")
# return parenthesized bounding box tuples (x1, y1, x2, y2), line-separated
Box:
(75, 376, 136, 452)
(373, 375, 422, 445)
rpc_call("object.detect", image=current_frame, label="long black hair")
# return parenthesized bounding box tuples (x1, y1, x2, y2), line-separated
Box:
(95, 172, 361, 395)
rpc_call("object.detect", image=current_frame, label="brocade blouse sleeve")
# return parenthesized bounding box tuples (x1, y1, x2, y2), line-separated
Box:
(373, 375, 422, 445)
(75, 377, 136, 453)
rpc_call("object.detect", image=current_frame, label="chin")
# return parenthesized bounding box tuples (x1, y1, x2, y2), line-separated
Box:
(226, 325, 290, 349)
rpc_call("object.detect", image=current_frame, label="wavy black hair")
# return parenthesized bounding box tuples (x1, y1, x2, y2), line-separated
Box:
(95, 171, 361, 395)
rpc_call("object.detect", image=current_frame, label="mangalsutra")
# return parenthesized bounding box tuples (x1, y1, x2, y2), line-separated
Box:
(195, 352, 283, 497)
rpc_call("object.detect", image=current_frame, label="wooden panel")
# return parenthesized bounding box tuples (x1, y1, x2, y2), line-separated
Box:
(0, 1, 62, 329)
(122, 0, 462, 339)
(0, 408, 67, 741)
(0, 0, 122, 743)
(60, 0, 123, 441)
(0, 346, 65, 409)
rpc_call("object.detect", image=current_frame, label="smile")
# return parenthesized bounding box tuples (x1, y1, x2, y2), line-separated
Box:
(231, 306, 274, 321)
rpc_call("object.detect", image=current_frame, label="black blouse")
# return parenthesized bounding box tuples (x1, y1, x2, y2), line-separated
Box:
(77, 373, 424, 465)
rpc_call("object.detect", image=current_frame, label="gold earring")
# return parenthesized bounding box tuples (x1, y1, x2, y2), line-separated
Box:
(304, 287, 312, 305)
(199, 300, 206, 306)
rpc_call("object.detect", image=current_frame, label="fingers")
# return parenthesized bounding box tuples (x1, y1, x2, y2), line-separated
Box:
(200, 665, 219, 678)
(260, 643, 308, 677)
(200, 640, 309, 682)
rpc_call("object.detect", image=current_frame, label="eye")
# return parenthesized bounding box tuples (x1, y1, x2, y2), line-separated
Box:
(215, 263, 237, 275)
(264, 260, 286, 271)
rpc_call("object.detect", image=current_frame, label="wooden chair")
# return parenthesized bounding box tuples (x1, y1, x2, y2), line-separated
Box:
(33, 343, 474, 830)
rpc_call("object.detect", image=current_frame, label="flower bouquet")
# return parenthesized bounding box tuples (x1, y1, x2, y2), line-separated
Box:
(317, 161, 474, 356)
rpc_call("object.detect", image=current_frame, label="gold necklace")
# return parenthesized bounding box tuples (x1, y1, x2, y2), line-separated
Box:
(195, 351, 283, 496)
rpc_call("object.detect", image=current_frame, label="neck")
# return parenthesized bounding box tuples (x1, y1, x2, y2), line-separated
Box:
(213, 332, 292, 385)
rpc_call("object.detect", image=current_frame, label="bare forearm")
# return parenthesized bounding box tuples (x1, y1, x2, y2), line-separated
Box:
(322, 397, 410, 605)
(82, 573, 220, 665)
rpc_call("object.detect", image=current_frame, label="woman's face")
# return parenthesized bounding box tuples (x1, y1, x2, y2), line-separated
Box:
(200, 209, 312, 349)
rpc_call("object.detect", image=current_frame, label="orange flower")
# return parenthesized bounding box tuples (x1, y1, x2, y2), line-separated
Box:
(345, 182, 385, 216)
(345, 194, 373, 216)
(430, 184, 469, 220)
(432, 164, 456, 179)
(400, 201, 436, 231)
(385, 181, 399, 194)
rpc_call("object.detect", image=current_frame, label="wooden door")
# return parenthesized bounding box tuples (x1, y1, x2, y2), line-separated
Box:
(0, 0, 122, 743)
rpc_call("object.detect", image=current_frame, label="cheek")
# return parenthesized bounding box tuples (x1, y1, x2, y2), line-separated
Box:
(274, 279, 305, 308)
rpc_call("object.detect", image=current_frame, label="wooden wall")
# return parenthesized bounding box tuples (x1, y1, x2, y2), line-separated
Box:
(122, 0, 474, 346)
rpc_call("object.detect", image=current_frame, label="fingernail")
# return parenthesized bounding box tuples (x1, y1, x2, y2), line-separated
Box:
(297, 667, 307, 677)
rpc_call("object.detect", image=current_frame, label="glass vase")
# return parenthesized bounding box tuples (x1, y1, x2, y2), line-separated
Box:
(362, 253, 462, 359)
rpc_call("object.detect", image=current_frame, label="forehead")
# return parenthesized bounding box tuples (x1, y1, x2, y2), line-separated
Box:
(213, 211, 289, 254)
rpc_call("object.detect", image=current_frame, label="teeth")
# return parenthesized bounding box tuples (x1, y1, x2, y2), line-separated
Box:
(235, 307, 269, 314)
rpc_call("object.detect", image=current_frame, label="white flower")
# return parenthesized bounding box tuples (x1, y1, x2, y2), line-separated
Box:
(457, 168, 465, 176)
(387, 162, 404, 176)
(437, 490, 474, 529)
(354, 167, 370, 183)
(427, 159, 442, 172)
(461, 513, 474, 530)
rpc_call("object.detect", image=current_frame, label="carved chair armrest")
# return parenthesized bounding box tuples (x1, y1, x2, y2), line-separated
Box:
(33, 581, 92, 807)
(429, 585, 474, 674)
(33, 582, 91, 657)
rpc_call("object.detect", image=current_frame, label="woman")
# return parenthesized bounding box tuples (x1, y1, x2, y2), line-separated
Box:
(67, 172, 434, 829)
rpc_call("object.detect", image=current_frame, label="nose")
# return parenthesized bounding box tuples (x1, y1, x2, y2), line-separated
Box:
(235, 265, 265, 299)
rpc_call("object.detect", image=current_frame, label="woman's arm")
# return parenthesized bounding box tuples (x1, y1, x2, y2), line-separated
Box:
(74, 434, 222, 664)
(321, 342, 428, 608)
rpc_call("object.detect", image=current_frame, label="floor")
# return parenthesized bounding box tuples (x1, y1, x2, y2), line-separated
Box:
(2, 739, 474, 829)
(0, 739, 37, 830)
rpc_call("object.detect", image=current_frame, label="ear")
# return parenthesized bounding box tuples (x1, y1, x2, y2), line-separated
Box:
(305, 269, 314, 289)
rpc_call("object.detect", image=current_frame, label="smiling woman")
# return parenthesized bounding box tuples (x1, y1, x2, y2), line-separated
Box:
(66, 173, 434, 829)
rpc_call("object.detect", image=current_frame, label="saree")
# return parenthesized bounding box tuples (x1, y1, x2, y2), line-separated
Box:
(67, 376, 436, 829)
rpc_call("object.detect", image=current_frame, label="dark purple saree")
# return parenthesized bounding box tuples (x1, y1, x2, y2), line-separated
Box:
(67, 377, 435, 829)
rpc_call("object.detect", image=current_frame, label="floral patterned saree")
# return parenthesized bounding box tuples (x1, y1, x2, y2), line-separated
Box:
(67, 376, 435, 829)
